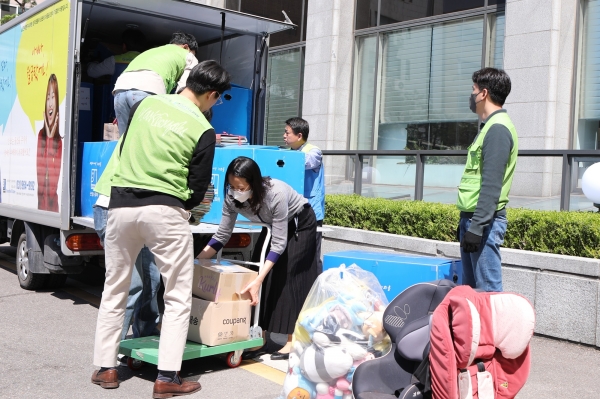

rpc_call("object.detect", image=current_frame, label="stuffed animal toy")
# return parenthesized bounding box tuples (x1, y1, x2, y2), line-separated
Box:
(315, 383, 335, 399)
(300, 344, 353, 383)
(283, 370, 316, 399)
(358, 310, 385, 342)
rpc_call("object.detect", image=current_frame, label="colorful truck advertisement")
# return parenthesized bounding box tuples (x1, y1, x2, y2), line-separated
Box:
(0, 0, 70, 213)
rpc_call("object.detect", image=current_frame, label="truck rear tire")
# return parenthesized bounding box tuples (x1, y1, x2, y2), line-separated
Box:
(16, 233, 49, 290)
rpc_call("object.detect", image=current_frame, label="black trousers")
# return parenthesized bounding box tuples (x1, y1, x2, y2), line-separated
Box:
(251, 206, 318, 334)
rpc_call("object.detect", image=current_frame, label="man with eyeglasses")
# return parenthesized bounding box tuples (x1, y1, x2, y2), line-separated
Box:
(92, 60, 231, 397)
(92, 32, 199, 351)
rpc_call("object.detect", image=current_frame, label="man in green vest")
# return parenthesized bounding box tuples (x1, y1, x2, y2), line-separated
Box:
(91, 60, 231, 397)
(113, 31, 199, 135)
(457, 67, 518, 292)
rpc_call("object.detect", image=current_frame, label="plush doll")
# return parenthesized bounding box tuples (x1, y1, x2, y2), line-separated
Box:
(315, 383, 335, 399)
(359, 310, 385, 342)
(335, 377, 351, 398)
(300, 344, 353, 383)
(283, 370, 317, 399)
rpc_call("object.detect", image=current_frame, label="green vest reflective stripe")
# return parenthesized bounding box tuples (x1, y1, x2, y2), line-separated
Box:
(456, 112, 519, 212)
(114, 51, 140, 64)
(123, 45, 188, 94)
(110, 94, 212, 201)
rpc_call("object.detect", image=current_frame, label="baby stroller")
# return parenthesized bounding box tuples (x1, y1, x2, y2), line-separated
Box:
(352, 281, 535, 399)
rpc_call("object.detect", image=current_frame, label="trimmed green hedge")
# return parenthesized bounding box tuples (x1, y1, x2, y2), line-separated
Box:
(324, 194, 600, 259)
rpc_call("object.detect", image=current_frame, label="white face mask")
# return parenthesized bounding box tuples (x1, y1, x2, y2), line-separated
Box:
(229, 188, 252, 203)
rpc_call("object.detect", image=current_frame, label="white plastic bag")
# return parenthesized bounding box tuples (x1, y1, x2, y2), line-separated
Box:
(279, 264, 392, 399)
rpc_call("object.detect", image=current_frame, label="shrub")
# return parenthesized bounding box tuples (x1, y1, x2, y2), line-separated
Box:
(324, 194, 600, 259)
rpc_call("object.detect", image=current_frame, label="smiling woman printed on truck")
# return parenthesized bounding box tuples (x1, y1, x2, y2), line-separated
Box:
(37, 74, 62, 212)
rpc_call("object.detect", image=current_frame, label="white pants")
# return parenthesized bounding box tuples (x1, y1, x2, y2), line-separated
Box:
(93, 205, 193, 371)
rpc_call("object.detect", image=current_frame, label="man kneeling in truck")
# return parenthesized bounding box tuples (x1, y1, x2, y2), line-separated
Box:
(91, 60, 231, 398)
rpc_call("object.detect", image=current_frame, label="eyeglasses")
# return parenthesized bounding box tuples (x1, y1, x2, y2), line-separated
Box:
(212, 91, 222, 106)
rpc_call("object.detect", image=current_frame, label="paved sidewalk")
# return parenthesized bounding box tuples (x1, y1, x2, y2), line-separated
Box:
(1, 243, 599, 398)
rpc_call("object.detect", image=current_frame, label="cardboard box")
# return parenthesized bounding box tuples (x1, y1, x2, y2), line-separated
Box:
(187, 296, 251, 346)
(192, 259, 257, 302)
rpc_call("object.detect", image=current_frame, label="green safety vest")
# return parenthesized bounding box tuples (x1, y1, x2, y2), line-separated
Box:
(109, 94, 212, 201)
(456, 112, 519, 212)
(123, 44, 188, 94)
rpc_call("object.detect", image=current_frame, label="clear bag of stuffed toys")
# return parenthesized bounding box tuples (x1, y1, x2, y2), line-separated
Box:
(280, 264, 391, 399)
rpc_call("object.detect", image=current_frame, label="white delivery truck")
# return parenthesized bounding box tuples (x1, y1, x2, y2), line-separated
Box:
(0, 0, 295, 290)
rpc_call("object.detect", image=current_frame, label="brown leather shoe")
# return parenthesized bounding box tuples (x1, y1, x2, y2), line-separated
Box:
(91, 369, 119, 389)
(152, 379, 201, 398)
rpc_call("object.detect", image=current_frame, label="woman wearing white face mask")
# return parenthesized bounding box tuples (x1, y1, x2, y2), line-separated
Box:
(197, 156, 318, 360)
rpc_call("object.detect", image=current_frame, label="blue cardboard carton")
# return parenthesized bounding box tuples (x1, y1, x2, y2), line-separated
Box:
(202, 145, 305, 225)
(323, 250, 462, 302)
(78, 143, 305, 222)
(79, 141, 118, 217)
(211, 84, 252, 140)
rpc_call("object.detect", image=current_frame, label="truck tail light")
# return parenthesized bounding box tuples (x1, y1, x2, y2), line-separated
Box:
(224, 233, 252, 248)
(66, 234, 103, 251)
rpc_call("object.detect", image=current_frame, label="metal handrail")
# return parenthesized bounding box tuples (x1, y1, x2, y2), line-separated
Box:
(321, 149, 600, 211)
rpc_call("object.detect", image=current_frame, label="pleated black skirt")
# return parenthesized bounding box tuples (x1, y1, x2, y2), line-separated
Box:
(252, 205, 318, 335)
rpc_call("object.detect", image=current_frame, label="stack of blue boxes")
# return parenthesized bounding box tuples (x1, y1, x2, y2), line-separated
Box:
(79, 144, 305, 220)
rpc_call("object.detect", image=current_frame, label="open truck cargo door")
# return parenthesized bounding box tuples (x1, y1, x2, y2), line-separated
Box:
(81, 0, 295, 37)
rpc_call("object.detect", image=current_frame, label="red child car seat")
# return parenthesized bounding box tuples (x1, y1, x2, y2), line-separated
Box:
(429, 285, 535, 399)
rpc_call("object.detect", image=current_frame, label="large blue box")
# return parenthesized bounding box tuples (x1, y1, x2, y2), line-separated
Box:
(210, 84, 252, 140)
(203, 145, 305, 224)
(323, 251, 462, 302)
(79, 141, 118, 217)
(77, 143, 305, 221)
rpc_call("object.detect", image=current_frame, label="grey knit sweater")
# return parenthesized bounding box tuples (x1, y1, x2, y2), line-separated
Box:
(211, 179, 308, 257)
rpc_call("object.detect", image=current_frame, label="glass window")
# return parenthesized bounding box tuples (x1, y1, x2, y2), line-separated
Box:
(352, 17, 494, 186)
(487, 12, 505, 69)
(350, 35, 378, 150)
(355, 0, 379, 30)
(225, 0, 241, 11)
(378, 0, 485, 27)
(233, 0, 307, 47)
(577, 0, 600, 151)
(376, 17, 483, 153)
(265, 48, 304, 146)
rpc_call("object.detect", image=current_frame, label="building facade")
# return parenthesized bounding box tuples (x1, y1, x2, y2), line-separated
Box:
(199, 0, 599, 209)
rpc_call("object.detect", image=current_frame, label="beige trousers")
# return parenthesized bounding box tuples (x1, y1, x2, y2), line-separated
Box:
(93, 205, 193, 371)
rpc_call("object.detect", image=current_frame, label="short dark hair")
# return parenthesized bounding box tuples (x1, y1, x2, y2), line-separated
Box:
(186, 60, 232, 95)
(472, 68, 511, 106)
(225, 157, 272, 214)
(122, 29, 146, 52)
(285, 117, 310, 140)
(170, 31, 198, 53)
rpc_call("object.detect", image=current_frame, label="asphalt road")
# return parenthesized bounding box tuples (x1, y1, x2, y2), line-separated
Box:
(0, 244, 284, 399)
(1, 243, 599, 398)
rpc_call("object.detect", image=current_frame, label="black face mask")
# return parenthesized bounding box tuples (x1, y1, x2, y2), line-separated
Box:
(469, 91, 482, 113)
